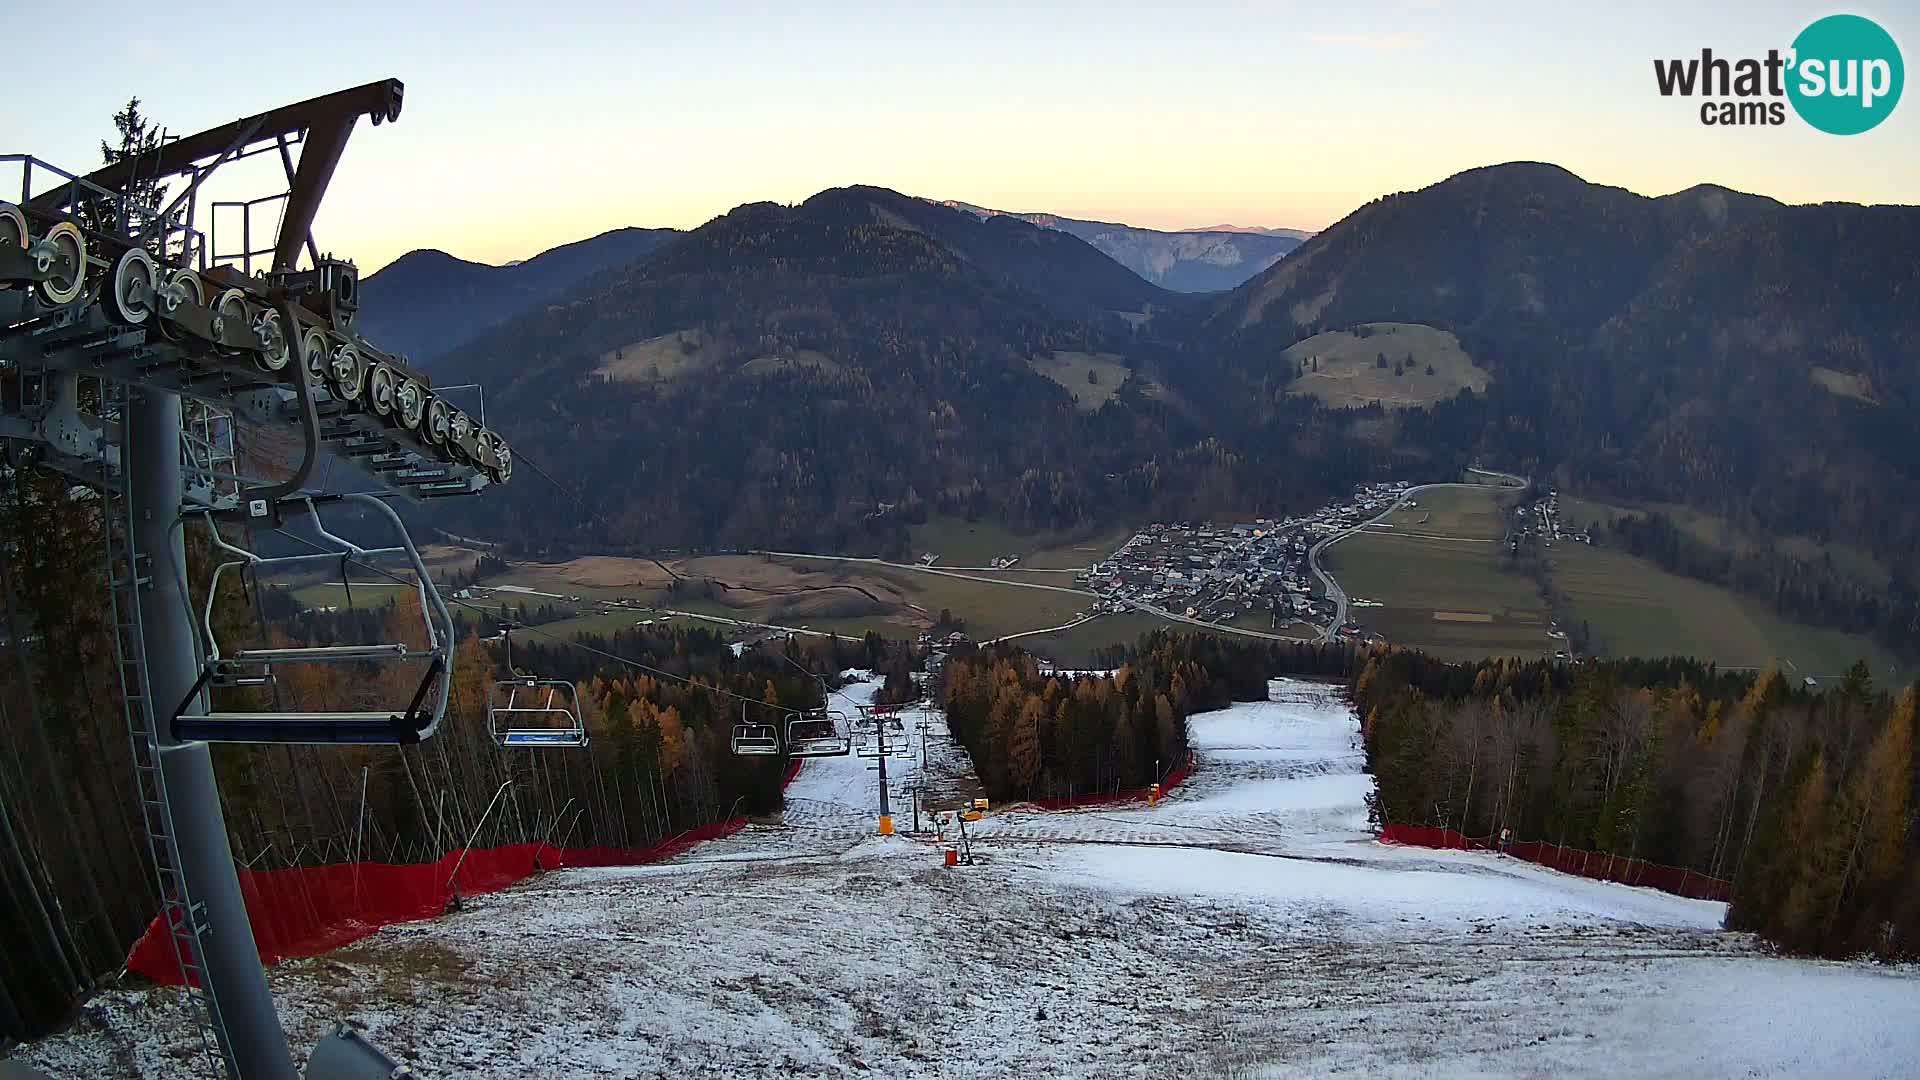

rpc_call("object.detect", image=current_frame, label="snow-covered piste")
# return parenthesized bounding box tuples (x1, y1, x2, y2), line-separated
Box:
(18, 678, 1920, 1078)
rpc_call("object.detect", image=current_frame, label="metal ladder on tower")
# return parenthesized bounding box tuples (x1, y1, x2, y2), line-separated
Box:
(100, 381, 235, 1078)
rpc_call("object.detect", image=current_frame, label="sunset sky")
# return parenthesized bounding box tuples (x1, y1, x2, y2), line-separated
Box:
(13, 0, 1915, 273)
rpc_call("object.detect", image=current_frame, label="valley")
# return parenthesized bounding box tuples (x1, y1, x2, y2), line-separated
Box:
(388, 463, 1906, 682)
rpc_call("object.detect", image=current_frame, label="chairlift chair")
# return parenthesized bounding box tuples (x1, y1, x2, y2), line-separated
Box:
(488, 628, 587, 748)
(491, 680, 587, 747)
(174, 493, 454, 745)
(730, 704, 781, 756)
(785, 708, 850, 757)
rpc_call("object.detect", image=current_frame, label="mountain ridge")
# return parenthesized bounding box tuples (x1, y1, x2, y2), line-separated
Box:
(357, 225, 681, 363)
(936, 199, 1305, 292)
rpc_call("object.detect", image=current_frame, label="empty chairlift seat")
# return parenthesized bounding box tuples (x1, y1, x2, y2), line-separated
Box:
(490, 676, 588, 748)
(486, 625, 587, 748)
(172, 494, 454, 746)
(730, 721, 781, 756)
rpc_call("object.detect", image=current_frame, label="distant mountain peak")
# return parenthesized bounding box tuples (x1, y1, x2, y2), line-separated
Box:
(1187, 224, 1314, 240)
(931, 198, 1307, 292)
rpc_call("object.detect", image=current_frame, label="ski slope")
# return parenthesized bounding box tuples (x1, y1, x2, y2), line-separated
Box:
(15, 679, 1920, 1078)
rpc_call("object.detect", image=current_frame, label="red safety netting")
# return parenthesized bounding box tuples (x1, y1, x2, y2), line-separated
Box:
(1379, 823, 1734, 903)
(126, 817, 747, 986)
(1020, 753, 1195, 812)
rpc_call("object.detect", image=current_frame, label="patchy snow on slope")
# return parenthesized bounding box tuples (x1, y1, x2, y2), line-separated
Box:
(13, 679, 1920, 1079)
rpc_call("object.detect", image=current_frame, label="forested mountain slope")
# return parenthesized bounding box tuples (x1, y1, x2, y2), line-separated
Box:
(428, 193, 1399, 556)
(1207, 163, 1920, 650)
(357, 226, 680, 363)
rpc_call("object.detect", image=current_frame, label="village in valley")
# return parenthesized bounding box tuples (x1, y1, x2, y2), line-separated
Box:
(1072, 481, 1420, 636)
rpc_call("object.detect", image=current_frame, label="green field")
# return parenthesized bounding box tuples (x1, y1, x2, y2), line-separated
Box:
(1324, 483, 1550, 661)
(1283, 322, 1487, 410)
(1551, 544, 1907, 681)
(906, 517, 1130, 569)
(1012, 613, 1180, 668)
(865, 568, 1089, 641)
(1027, 350, 1131, 412)
(1372, 485, 1514, 539)
(1329, 531, 1552, 661)
(289, 581, 417, 610)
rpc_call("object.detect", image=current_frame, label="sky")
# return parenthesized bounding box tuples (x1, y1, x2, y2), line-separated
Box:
(10, 0, 1917, 273)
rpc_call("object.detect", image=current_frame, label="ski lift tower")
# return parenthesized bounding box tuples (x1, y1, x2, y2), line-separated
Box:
(1, 81, 511, 1078)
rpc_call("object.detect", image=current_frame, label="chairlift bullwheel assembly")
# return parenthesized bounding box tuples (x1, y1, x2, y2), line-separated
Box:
(33, 221, 87, 306)
(108, 247, 157, 325)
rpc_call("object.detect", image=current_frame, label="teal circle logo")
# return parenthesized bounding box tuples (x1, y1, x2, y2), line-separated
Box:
(1787, 14, 1904, 134)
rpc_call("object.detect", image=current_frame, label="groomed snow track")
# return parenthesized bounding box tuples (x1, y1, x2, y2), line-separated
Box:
(14, 678, 1920, 1079)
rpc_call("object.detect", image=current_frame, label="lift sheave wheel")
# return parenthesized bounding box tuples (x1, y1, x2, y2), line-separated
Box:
(254, 308, 292, 371)
(109, 247, 157, 325)
(299, 326, 330, 384)
(0, 203, 27, 251)
(395, 379, 426, 430)
(167, 268, 205, 313)
(327, 341, 364, 401)
(423, 396, 451, 445)
(34, 221, 86, 306)
(367, 363, 397, 416)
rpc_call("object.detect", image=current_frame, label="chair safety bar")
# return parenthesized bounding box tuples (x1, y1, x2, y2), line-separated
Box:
(175, 493, 455, 745)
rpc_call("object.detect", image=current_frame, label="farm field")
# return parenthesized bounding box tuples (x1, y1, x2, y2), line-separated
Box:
(1549, 544, 1908, 681)
(283, 544, 1114, 647)
(825, 563, 1089, 642)
(287, 580, 416, 611)
(1326, 483, 1551, 661)
(1370, 484, 1515, 539)
(906, 516, 1129, 569)
(1330, 532, 1552, 660)
(1009, 612, 1179, 667)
